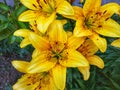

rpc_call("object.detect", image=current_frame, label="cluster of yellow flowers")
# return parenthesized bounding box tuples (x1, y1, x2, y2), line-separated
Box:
(12, 0, 120, 90)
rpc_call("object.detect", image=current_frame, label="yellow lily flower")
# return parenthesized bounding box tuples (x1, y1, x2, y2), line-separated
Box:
(12, 61, 59, 90)
(14, 29, 32, 48)
(26, 20, 89, 90)
(14, 21, 43, 48)
(77, 39, 104, 80)
(19, 0, 74, 33)
(80, 0, 84, 3)
(73, 0, 120, 52)
(111, 39, 120, 48)
(67, 0, 75, 4)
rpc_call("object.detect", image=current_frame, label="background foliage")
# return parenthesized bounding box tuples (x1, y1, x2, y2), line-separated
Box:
(0, 0, 120, 90)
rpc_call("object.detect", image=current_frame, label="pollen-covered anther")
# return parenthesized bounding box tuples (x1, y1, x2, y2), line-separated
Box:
(96, 12, 102, 15)
(64, 43, 68, 49)
(48, 45, 52, 51)
(46, 51, 53, 60)
(60, 51, 69, 60)
(57, 48, 60, 52)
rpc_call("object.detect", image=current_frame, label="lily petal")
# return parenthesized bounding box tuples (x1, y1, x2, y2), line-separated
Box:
(14, 29, 31, 37)
(68, 36, 85, 49)
(96, 19, 120, 37)
(57, 1, 74, 16)
(13, 74, 40, 90)
(18, 10, 40, 22)
(32, 49, 41, 59)
(100, 3, 120, 17)
(48, 20, 67, 43)
(83, 0, 101, 16)
(37, 12, 56, 33)
(30, 51, 49, 64)
(29, 32, 50, 50)
(78, 39, 98, 56)
(27, 58, 57, 73)
(73, 6, 84, 20)
(89, 33, 107, 52)
(12, 61, 29, 73)
(52, 64, 66, 90)
(60, 49, 89, 67)
(20, 0, 39, 10)
(111, 39, 120, 48)
(20, 38, 31, 48)
(74, 20, 93, 37)
(87, 55, 104, 69)
(78, 66, 90, 80)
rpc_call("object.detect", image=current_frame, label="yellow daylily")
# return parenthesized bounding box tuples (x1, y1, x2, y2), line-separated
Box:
(19, 0, 74, 33)
(111, 39, 120, 48)
(73, 0, 120, 52)
(26, 20, 89, 90)
(77, 39, 104, 80)
(12, 61, 58, 90)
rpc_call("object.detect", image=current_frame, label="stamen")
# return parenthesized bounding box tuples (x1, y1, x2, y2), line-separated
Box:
(34, 24, 37, 27)
(96, 12, 102, 15)
(39, 86, 41, 89)
(98, 25, 102, 28)
(55, 41, 58, 45)
(27, 83, 31, 86)
(91, 16, 93, 18)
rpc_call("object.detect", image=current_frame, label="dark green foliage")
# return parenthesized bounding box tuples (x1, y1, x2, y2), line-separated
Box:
(0, 0, 28, 41)
(66, 46, 120, 90)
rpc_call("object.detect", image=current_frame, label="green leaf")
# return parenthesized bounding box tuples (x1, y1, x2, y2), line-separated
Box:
(0, 29, 11, 41)
(0, 2, 10, 11)
(15, 5, 27, 17)
(0, 22, 9, 32)
(17, 21, 28, 28)
(76, 79, 86, 90)
(70, 88, 82, 90)
(96, 86, 112, 90)
(0, 14, 7, 21)
(109, 77, 120, 89)
(8, 35, 16, 44)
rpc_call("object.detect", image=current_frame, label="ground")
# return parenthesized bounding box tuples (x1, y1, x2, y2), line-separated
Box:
(0, 55, 21, 89)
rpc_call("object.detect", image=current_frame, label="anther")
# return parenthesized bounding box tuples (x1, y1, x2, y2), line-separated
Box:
(98, 25, 102, 28)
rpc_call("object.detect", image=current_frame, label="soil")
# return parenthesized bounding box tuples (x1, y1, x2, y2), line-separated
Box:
(0, 55, 21, 90)
(0, 53, 31, 90)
